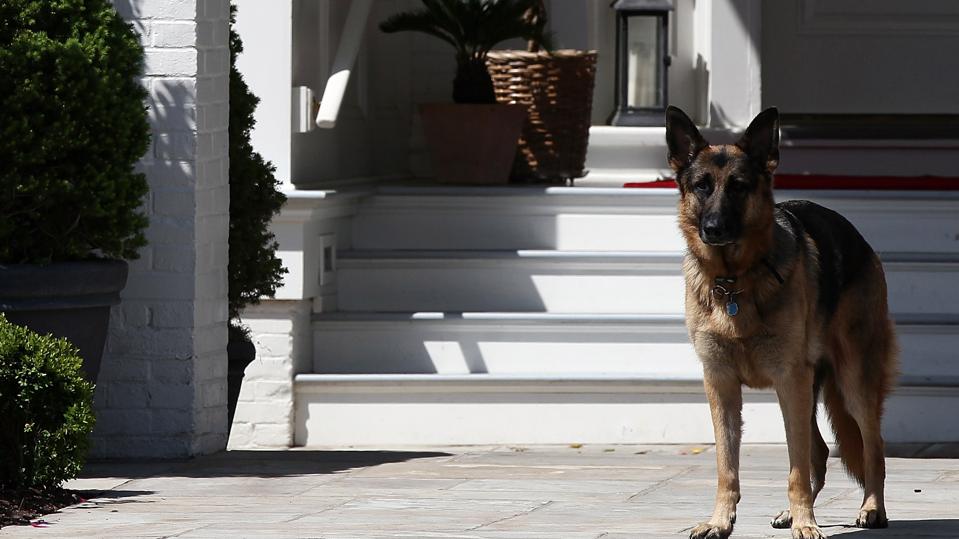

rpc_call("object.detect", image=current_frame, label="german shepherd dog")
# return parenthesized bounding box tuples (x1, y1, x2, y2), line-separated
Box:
(666, 107, 898, 539)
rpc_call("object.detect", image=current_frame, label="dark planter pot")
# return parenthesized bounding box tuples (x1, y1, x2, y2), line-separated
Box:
(227, 336, 256, 431)
(0, 260, 128, 383)
(419, 103, 526, 184)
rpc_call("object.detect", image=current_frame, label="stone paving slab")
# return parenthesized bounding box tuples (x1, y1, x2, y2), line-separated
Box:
(1, 445, 958, 538)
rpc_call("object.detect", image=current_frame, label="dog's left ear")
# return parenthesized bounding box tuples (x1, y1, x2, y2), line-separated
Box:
(736, 107, 780, 173)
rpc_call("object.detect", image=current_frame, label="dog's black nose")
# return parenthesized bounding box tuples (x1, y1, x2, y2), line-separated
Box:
(701, 216, 724, 242)
(700, 214, 732, 245)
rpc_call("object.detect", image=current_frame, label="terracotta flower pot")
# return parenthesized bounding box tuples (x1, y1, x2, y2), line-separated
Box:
(419, 103, 526, 184)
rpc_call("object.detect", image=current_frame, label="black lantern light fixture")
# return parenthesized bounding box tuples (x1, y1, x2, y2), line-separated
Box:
(610, 0, 674, 126)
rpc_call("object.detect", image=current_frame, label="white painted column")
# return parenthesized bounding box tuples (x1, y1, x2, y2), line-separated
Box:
(706, 0, 762, 128)
(95, 0, 230, 458)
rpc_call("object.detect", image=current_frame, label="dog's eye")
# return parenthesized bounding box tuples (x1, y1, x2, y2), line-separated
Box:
(727, 178, 749, 193)
(693, 176, 712, 194)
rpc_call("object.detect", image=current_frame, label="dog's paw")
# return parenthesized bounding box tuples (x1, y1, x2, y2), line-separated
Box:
(791, 524, 827, 539)
(689, 522, 733, 539)
(856, 507, 888, 528)
(771, 509, 792, 528)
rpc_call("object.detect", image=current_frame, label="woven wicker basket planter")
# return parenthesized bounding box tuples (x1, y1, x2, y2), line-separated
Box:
(486, 50, 598, 182)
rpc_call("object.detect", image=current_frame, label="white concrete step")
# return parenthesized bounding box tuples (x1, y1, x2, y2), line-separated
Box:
(336, 250, 959, 316)
(294, 374, 815, 446)
(293, 372, 959, 446)
(350, 186, 959, 253)
(312, 312, 959, 383)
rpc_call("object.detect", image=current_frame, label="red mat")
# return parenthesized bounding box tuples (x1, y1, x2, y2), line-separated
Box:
(624, 174, 959, 190)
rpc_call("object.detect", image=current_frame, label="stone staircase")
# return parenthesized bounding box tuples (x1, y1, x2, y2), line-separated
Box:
(291, 185, 959, 447)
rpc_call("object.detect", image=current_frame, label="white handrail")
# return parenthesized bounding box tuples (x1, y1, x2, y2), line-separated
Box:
(315, 0, 373, 129)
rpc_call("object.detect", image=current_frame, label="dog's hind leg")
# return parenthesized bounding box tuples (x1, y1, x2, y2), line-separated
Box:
(809, 366, 830, 501)
(832, 302, 894, 529)
(850, 404, 887, 528)
(823, 377, 865, 485)
(833, 371, 886, 528)
(811, 414, 829, 498)
(844, 335, 892, 528)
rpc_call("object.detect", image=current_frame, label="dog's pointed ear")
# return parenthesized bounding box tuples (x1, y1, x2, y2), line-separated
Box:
(736, 107, 780, 173)
(665, 106, 707, 173)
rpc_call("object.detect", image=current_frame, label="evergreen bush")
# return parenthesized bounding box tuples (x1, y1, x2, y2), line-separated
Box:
(0, 315, 95, 491)
(0, 0, 150, 264)
(228, 7, 287, 322)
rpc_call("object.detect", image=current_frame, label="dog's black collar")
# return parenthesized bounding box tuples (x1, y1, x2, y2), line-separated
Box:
(713, 258, 785, 316)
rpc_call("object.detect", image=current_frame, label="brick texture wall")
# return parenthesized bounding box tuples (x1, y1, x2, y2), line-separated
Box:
(228, 300, 312, 449)
(93, 0, 230, 458)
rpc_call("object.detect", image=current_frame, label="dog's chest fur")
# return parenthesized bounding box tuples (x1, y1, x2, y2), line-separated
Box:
(690, 325, 814, 388)
(683, 236, 820, 389)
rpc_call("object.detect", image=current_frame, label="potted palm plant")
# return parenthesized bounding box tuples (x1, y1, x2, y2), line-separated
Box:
(0, 0, 150, 382)
(380, 0, 548, 184)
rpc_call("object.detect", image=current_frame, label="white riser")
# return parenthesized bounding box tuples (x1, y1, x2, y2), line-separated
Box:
(315, 320, 698, 376)
(312, 315, 959, 381)
(294, 375, 958, 446)
(338, 253, 684, 314)
(337, 253, 959, 315)
(351, 188, 959, 253)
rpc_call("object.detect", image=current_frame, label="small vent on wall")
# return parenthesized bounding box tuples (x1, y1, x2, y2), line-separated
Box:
(318, 234, 337, 286)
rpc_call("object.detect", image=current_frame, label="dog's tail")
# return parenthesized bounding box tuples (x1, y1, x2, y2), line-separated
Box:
(822, 375, 865, 486)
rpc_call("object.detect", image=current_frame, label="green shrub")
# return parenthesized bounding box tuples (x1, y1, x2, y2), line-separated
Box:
(228, 6, 287, 321)
(0, 315, 95, 491)
(0, 0, 150, 264)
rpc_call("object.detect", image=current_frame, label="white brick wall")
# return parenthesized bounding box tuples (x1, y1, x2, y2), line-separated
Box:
(228, 300, 312, 449)
(94, 0, 230, 459)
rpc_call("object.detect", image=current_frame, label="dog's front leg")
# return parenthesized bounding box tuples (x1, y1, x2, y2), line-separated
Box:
(776, 368, 826, 539)
(690, 372, 742, 539)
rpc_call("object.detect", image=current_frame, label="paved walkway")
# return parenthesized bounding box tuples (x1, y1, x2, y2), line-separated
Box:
(2, 445, 957, 538)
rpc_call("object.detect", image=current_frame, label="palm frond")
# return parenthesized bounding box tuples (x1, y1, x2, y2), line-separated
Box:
(476, 0, 549, 54)
(422, 0, 468, 46)
(443, 0, 486, 58)
(379, 10, 460, 53)
(380, 0, 550, 63)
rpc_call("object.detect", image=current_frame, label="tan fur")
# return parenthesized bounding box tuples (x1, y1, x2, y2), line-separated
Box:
(680, 145, 898, 539)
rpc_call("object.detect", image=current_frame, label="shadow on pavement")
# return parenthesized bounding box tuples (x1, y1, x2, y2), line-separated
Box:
(75, 490, 155, 503)
(824, 518, 959, 537)
(80, 450, 453, 479)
